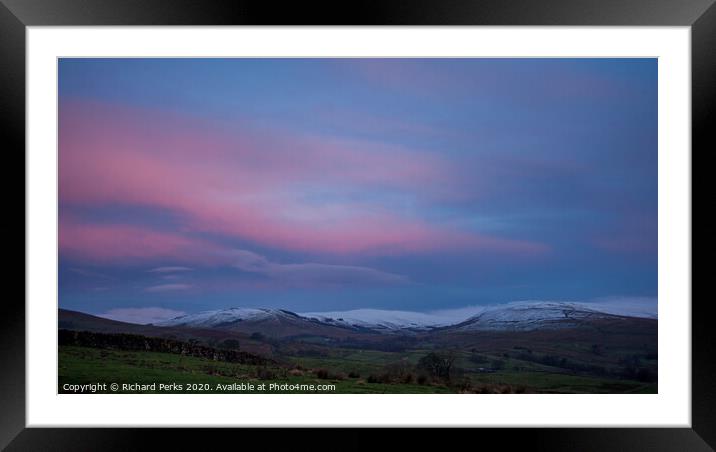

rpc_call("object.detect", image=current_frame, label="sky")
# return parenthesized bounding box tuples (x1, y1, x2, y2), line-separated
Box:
(58, 58, 657, 321)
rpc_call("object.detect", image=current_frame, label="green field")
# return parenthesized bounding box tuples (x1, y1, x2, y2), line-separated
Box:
(59, 344, 656, 394)
(58, 346, 452, 394)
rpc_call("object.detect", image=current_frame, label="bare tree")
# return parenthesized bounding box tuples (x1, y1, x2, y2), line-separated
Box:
(418, 351, 457, 381)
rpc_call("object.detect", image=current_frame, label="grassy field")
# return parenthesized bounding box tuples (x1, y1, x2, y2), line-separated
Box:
(58, 346, 452, 394)
(59, 343, 656, 394)
(283, 347, 656, 394)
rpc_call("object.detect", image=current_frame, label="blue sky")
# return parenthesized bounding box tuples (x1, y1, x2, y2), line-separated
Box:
(58, 58, 657, 319)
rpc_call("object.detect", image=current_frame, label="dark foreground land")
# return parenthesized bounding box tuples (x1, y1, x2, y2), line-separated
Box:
(58, 310, 657, 394)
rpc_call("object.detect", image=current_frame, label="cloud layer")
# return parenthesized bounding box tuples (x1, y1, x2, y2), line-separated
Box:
(231, 249, 408, 286)
(59, 99, 548, 260)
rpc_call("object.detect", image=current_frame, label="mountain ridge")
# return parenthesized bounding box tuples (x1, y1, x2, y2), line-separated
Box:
(151, 301, 655, 335)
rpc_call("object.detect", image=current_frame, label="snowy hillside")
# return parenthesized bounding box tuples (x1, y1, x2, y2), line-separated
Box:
(155, 308, 300, 328)
(154, 300, 656, 334)
(301, 309, 456, 331)
(452, 301, 635, 332)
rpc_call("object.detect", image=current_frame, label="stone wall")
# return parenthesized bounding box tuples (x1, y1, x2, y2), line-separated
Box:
(59, 329, 272, 365)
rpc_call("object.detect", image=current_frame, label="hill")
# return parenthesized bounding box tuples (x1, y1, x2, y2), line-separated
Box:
(58, 309, 272, 356)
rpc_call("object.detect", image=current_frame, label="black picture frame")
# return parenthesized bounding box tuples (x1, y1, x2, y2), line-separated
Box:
(2, 1, 708, 449)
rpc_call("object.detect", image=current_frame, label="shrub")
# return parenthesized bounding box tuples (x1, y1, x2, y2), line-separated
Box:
(348, 371, 360, 378)
(314, 368, 330, 379)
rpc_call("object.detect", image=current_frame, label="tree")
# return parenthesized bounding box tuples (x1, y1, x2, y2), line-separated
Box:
(418, 351, 457, 381)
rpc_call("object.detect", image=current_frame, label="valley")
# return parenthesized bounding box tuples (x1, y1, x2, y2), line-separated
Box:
(58, 302, 658, 394)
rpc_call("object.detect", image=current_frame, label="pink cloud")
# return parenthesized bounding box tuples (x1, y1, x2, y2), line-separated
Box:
(59, 100, 548, 259)
(59, 100, 450, 204)
(59, 218, 219, 264)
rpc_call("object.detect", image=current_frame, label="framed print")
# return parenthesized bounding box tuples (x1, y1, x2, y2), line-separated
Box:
(3, 0, 710, 449)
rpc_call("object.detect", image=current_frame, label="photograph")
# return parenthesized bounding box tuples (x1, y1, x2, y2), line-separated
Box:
(57, 57, 658, 395)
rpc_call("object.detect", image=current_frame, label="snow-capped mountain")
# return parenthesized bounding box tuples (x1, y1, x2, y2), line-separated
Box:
(300, 309, 455, 331)
(450, 301, 633, 332)
(156, 308, 293, 328)
(153, 301, 656, 336)
(157, 307, 468, 332)
(155, 307, 361, 339)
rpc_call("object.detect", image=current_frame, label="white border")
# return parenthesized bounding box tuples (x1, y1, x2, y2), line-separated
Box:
(27, 27, 691, 427)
